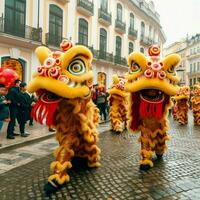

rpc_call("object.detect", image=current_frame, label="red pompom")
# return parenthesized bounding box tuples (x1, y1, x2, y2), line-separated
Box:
(0, 67, 19, 89)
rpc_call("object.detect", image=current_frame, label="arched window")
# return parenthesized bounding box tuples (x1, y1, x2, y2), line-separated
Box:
(129, 42, 134, 54)
(49, 5, 63, 46)
(116, 36, 122, 56)
(99, 28, 107, 58)
(140, 47, 144, 53)
(101, 0, 108, 11)
(141, 21, 145, 38)
(130, 13, 134, 29)
(5, 0, 26, 37)
(78, 18, 88, 46)
(117, 3, 122, 21)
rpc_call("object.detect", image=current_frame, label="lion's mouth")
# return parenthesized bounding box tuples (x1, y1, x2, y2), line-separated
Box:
(140, 89, 164, 103)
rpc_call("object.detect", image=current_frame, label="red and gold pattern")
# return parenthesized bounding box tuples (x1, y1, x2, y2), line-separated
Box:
(191, 84, 200, 125)
(108, 75, 129, 133)
(27, 40, 100, 193)
(125, 45, 180, 170)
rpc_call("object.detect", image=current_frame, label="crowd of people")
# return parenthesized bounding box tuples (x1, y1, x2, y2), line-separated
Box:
(92, 84, 109, 122)
(0, 79, 39, 140)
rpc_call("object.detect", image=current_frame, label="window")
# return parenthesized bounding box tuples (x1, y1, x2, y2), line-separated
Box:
(194, 63, 196, 72)
(194, 78, 196, 85)
(117, 3, 122, 21)
(190, 79, 192, 87)
(149, 26, 152, 38)
(198, 62, 200, 71)
(140, 47, 144, 53)
(130, 13, 134, 29)
(49, 5, 63, 45)
(190, 64, 193, 72)
(78, 18, 88, 46)
(141, 21, 145, 38)
(5, 0, 26, 37)
(101, 0, 108, 11)
(99, 28, 107, 58)
(129, 42, 134, 54)
(116, 36, 122, 57)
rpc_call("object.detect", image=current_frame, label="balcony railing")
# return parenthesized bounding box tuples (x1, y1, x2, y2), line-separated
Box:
(98, 50, 113, 63)
(115, 19, 126, 34)
(98, 8, 112, 26)
(114, 55, 127, 65)
(77, 0, 94, 16)
(46, 33, 68, 47)
(140, 35, 152, 46)
(0, 17, 42, 42)
(128, 27, 138, 40)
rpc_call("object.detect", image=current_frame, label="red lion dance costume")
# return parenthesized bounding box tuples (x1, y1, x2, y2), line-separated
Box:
(125, 45, 180, 170)
(27, 40, 101, 194)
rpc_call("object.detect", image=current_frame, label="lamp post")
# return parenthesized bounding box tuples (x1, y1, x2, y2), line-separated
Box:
(176, 68, 185, 86)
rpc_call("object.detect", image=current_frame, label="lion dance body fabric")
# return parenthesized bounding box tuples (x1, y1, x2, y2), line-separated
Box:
(125, 45, 180, 170)
(27, 40, 101, 193)
(191, 84, 200, 125)
(174, 86, 190, 125)
(108, 75, 129, 133)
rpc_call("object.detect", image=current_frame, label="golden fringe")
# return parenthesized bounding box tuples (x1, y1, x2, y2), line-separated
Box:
(108, 94, 128, 133)
(139, 159, 153, 167)
(48, 98, 101, 185)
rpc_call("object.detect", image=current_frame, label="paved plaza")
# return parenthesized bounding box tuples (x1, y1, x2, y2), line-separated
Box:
(0, 113, 200, 200)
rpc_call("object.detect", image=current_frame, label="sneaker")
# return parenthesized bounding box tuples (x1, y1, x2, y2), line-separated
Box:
(7, 136, 15, 139)
(49, 128, 56, 132)
(25, 131, 30, 135)
(21, 133, 28, 137)
(13, 133, 20, 136)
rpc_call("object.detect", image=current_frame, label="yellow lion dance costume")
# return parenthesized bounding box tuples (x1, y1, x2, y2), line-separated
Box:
(174, 86, 190, 125)
(108, 75, 129, 133)
(191, 84, 200, 125)
(27, 40, 101, 194)
(125, 45, 180, 170)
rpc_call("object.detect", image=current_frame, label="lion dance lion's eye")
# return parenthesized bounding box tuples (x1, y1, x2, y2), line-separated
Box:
(129, 61, 141, 74)
(68, 59, 86, 75)
(167, 66, 175, 74)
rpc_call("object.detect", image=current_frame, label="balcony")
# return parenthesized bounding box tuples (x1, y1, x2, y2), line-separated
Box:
(98, 50, 113, 63)
(46, 33, 68, 48)
(98, 8, 112, 26)
(77, 0, 94, 17)
(128, 27, 138, 40)
(140, 35, 152, 46)
(114, 55, 127, 66)
(115, 19, 126, 34)
(0, 17, 42, 45)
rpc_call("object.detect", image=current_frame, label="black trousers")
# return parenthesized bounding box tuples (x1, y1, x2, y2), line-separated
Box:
(7, 107, 19, 137)
(98, 103, 107, 121)
(18, 111, 27, 134)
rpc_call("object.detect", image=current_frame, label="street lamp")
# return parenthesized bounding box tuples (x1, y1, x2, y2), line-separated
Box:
(176, 68, 185, 86)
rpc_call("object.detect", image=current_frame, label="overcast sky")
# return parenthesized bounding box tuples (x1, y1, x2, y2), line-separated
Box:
(151, 0, 200, 47)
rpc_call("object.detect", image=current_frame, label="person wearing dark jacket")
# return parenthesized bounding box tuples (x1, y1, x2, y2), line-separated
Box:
(6, 79, 21, 139)
(0, 84, 10, 131)
(18, 82, 32, 137)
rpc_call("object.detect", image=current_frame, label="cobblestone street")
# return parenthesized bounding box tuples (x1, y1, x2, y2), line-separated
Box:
(0, 113, 200, 200)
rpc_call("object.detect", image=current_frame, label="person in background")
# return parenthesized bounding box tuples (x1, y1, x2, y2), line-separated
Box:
(29, 93, 37, 126)
(0, 84, 10, 131)
(97, 85, 107, 122)
(18, 82, 32, 137)
(6, 79, 21, 139)
(92, 84, 98, 105)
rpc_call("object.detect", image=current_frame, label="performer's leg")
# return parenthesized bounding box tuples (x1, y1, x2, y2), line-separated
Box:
(139, 131, 154, 171)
